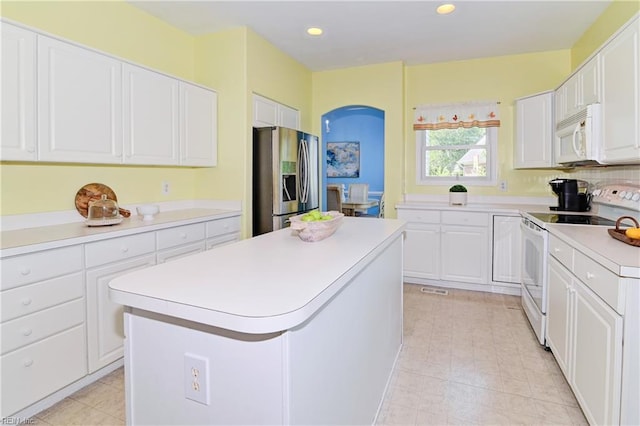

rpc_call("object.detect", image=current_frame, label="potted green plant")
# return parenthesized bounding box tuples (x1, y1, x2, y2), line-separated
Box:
(449, 184, 468, 206)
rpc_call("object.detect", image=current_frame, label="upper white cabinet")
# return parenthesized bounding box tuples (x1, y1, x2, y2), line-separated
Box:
(0, 21, 218, 167)
(253, 94, 300, 130)
(556, 57, 601, 123)
(1, 22, 36, 161)
(180, 82, 218, 166)
(600, 16, 640, 164)
(37, 35, 123, 163)
(123, 63, 179, 165)
(514, 91, 555, 168)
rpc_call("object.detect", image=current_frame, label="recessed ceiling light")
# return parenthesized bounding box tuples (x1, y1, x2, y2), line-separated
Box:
(307, 27, 323, 36)
(436, 3, 456, 15)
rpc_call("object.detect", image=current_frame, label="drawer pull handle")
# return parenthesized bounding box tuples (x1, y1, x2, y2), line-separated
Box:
(22, 328, 32, 336)
(20, 268, 31, 276)
(553, 248, 560, 253)
(23, 359, 33, 367)
(180, 233, 187, 239)
(21, 298, 32, 306)
(586, 272, 595, 279)
(121, 247, 129, 253)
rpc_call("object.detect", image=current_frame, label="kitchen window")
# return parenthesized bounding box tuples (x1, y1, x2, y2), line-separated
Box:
(414, 101, 500, 186)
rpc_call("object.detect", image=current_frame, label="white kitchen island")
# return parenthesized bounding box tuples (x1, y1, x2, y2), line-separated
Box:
(109, 217, 406, 425)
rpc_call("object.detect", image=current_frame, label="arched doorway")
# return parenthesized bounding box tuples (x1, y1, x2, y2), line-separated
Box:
(321, 106, 385, 216)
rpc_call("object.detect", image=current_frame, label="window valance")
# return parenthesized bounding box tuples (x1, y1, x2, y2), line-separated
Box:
(413, 101, 500, 130)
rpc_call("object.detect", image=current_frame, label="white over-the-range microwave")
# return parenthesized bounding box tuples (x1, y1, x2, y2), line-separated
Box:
(555, 103, 603, 166)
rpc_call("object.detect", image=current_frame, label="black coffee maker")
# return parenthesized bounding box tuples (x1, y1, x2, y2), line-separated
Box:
(549, 178, 591, 211)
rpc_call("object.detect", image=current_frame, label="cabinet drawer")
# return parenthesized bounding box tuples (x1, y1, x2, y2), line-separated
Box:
(85, 232, 155, 268)
(1, 245, 82, 291)
(206, 216, 241, 238)
(156, 223, 205, 250)
(206, 234, 239, 250)
(397, 209, 440, 223)
(549, 235, 573, 268)
(573, 250, 622, 313)
(1, 272, 83, 322)
(441, 211, 489, 226)
(1, 299, 85, 355)
(0, 325, 86, 417)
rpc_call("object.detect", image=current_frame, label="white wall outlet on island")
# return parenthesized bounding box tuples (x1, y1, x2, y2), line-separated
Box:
(184, 353, 210, 405)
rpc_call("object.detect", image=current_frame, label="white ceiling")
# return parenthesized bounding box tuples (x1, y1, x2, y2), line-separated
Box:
(127, 0, 612, 72)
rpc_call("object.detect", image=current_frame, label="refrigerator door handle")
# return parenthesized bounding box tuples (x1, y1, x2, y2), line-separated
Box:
(299, 138, 309, 204)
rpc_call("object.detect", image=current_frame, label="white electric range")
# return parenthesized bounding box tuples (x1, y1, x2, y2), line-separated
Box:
(519, 182, 640, 346)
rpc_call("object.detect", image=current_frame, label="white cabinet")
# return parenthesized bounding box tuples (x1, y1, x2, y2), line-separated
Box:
(514, 91, 555, 168)
(253, 94, 300, 129)
(600, 17, 640, 164)
(123, 63, 179, 165)
(1, 22, 36, 161)
(85, 233, 156, 372)
(180, 82, 217, 166)
(546, 235, 624, 426)
(398, 209, 490, 287)
(37, 35, 123, 164)
(491, 215, 522, 284)
(0, 245, 86, 418)
(556, 56, 601, 123)
(205, 216, 242, 249)
(156, 223, 206, 263)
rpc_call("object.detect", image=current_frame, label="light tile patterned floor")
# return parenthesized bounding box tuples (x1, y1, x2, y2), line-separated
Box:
(28, 284, 586, 425)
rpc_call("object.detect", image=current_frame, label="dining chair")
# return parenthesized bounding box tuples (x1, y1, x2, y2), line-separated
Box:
(326, 185, 343, 212)
(358, 192, 384, 218)
(348, 183, 369, 202)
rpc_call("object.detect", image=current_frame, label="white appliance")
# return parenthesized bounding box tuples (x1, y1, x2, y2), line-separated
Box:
(555, 103, 603, 166)
(520, 182, 640, 346)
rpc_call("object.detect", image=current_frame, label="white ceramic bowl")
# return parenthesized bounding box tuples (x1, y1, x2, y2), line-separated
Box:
(137, 204, 160, 221)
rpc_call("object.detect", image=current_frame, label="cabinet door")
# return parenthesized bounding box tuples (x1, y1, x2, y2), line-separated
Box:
(180, 82, 217, 166)
(279, 104, 300, 130)
(581, 56, 601, 106)
(572, 279, 623, 426)
(86, 254, 155, 372)
(440, 225, 488, 284)
(563, 73, 581, 119)
(546, 258, 572, 376)
(514, 92, 554, 168)
(491, 215, 522, 284)
(600, 19, 640, 164)
(38, 35, 123, 163)
(253, 94, 278, 127)
(403, 224, 440, 280)
(123, 64, 179, 165)
(1, 23, 36, 161)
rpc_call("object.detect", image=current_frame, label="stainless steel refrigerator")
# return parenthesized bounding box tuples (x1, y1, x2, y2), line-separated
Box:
(252, 126, 319, 236)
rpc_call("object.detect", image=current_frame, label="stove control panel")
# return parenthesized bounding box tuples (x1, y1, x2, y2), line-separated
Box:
(591, 183, 640, 211)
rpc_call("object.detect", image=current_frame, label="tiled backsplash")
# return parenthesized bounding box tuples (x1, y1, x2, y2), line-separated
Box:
(553, 165, 640, 187)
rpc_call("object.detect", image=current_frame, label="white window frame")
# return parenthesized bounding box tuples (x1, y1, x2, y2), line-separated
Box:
(415, 127, 498, 186)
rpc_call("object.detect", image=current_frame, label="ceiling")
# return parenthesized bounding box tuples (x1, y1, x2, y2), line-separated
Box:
(127, 0, 612, 72)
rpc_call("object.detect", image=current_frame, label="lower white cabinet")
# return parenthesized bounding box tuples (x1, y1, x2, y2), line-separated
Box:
(403, 222, 440, 280)
(492, 215, 522, 284)
(86, 254, 156, 372)
(440, 223, 488, 284)
(547, 245, 623, 425)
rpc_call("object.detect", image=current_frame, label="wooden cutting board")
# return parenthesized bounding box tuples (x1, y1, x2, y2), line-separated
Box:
(75, 183, 123, 218)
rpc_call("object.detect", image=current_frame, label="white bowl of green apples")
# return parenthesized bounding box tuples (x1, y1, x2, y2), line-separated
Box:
(289, 210, 344, 242)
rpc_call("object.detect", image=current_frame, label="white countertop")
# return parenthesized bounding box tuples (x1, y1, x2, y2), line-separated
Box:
(0, 208, 241, 257)
(547, 224, 640, 279)
(109, 218, 406, 334)
(395, 201, 551, 215)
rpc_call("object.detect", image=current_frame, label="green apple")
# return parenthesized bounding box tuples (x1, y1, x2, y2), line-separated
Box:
(309, 210, 322, 220)
(301, 214, 314, 222)
(320, 215, 333, 220)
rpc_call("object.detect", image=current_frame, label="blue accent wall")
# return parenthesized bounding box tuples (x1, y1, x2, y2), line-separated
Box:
(321, 105, 385, 215)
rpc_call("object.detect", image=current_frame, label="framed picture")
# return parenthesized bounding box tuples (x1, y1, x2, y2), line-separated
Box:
(327, 142, 360, 178)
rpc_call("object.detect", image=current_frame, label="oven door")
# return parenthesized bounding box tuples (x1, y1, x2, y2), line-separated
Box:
(520, 217, 548, 345)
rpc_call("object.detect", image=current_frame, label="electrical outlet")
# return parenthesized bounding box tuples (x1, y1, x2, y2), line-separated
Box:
(499, 180, 508, 192)
(184, 353, 209, 405)
(162, 181, 170, 195)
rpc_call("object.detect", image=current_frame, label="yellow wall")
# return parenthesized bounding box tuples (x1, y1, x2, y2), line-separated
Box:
(404, 50, 572, 197)
(0, 0, 199, 215)
(572, 0, 639, 69)
(312, 62, 405, 218)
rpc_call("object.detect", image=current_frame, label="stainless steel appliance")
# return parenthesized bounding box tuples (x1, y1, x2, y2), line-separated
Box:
(549, 178, 591, 211)
(555, 103, 604, 166)
(520, 182, 640, 346)
(252, 126, 319, 236)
